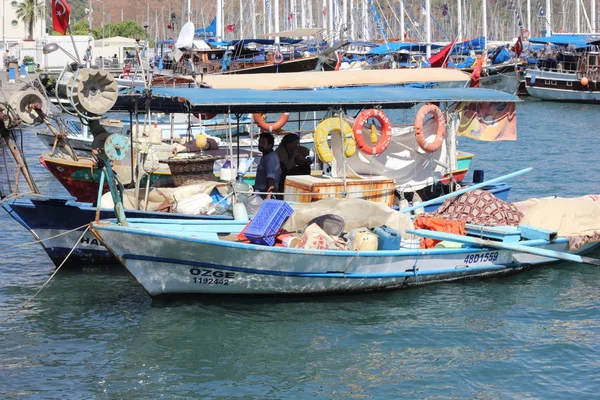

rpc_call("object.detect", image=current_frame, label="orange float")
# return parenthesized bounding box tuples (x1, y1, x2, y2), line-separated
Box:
(352, 109, 392, 155)
(414, 104, 446, 153)
(253, 112, 290, 132)
(273, 52, 284, 64)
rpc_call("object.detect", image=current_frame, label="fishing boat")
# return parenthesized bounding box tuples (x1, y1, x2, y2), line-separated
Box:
(524, 35, 600, 103)
(86, 85, 599, 298)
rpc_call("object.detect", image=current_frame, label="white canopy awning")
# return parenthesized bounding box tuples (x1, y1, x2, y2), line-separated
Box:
(94, 36, 139, 48)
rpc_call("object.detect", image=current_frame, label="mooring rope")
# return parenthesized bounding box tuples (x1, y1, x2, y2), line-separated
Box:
(0, 224, 89, 252)
(0, 226, 89, 325)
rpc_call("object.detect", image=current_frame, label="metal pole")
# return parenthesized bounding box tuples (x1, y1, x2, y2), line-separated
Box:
(3, 0, 6, 53)
(457, 0, 462, 41)
(426, 0, 431, 57)
(482, 0, 487, 50)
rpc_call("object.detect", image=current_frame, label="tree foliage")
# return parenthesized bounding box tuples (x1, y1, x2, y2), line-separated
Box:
(16, 0, 43, 40)
(51, 20, 151, 45)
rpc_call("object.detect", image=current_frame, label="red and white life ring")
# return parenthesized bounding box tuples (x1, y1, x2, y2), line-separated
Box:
(253, 112, 289, 132)
(414, 104, 446, 153)
(352, 109, 392, 155)
(522, 29, 530, 39)
(273, 52, 284, 64)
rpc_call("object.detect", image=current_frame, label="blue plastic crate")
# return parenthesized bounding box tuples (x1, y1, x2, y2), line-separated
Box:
(244, 199, 294, 246)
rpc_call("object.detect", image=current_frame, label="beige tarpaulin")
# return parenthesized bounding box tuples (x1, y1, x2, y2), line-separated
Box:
(514, 195, 600, 250)
(283, 198, 414, 237)
(196, 69, 471, 90)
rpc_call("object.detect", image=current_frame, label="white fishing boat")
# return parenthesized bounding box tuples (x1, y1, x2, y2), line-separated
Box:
(89, 85, 600, 297)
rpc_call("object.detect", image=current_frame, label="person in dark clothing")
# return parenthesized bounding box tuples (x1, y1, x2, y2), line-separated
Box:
(275, 133, 312, 192)
(254, 132, 282, 198)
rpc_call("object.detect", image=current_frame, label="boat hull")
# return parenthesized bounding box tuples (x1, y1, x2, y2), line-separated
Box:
(525, 69, 600, 103)
(1, 197, 231, 267)
(91, 221, 596, 296)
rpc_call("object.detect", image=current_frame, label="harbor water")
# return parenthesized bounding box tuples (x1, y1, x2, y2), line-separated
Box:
(1, 99, 600, 398)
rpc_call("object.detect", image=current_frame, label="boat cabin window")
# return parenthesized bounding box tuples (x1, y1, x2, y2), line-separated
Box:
(567, 81, 572, 87)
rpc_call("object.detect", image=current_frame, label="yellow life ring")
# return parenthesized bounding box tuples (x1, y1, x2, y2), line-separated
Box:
(314, 117, 356, 163)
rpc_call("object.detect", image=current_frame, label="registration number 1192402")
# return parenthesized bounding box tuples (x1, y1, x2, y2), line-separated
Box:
(464, 252, 499, 264)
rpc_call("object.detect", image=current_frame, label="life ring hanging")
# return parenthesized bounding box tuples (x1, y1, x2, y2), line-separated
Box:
(253, 112, 289, 132)
(352, 109, 392, 155)
(314, 117, 356, 163)
(273, 52, 284, 64)
(522, 29, 530, 39)
(414, 103, 446, 153)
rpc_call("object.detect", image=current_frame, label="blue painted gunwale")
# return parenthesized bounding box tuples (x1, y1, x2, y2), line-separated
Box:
(93, 220, 571, 257)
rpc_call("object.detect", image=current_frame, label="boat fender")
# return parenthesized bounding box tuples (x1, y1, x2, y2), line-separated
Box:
(253, 112, 290, 132)
(314, 117, 356, 163)
(414, 103, 446, 153)
(352, 109, 392, 156)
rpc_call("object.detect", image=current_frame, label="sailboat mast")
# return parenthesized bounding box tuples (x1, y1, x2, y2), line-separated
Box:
(545, 0, 551, 36)
(400, 0, 405, 40)
(576, 0, 581, 33)
(252, 0, 257, 37)
(526, 0, 531, 32)
(593, 0, 597, 33)
(350, 0, 355, 39)
(216, 0, 223, 40)
(457, 0, 462, 41)
(274, 0, 280, 42)
(426, 0, 431, 57)
(482, 0, 487, 49)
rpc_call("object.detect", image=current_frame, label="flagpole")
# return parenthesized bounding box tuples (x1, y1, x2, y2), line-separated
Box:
(67, 25, 82, 63)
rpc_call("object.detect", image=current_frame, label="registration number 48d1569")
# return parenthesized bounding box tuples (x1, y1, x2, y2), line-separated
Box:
(464, 252, 499, 264)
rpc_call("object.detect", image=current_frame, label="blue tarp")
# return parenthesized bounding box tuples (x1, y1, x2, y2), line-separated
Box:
(368, 42, 444, 55)
(493, 48, 511, 64)
(114, 87, 518, 114)
(527, 34, 600, 49)
(195, 17, 217, 38)
(451, 37, 486, 55)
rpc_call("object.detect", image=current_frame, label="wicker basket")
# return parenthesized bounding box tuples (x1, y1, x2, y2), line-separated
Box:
(165, 155, 225, 186)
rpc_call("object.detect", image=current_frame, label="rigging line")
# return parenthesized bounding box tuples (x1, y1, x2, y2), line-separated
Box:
(0, 223, 90, 252)
(415, 0, 452, 42)
(0, 226, 90, 325)
(397, 1, 427, 42)
(368, 0, 389, 42)
(372, 0, 398, 41)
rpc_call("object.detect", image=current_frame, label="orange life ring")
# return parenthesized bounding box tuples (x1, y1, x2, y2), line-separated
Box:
(557, 27, 565, 33)
(414, 104, 446, 153)
(522, 29, 530, 39)
(253, 112, 289, 132)
(352, 109, 392, 155)
(273, 52, 284, 64)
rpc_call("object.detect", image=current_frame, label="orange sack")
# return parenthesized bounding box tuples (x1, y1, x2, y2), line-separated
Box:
(413, 216, 466, 249)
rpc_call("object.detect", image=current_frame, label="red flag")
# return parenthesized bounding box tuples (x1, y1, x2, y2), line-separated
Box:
(427, 39, 456, 68)
(322, 8, 327, 16)
(225, 24, 236, 32)
(288, 13, 293, 20)
(469, 55, 484, 88)
(511, 36, 523, 57)
(52, 0, 71, 35)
